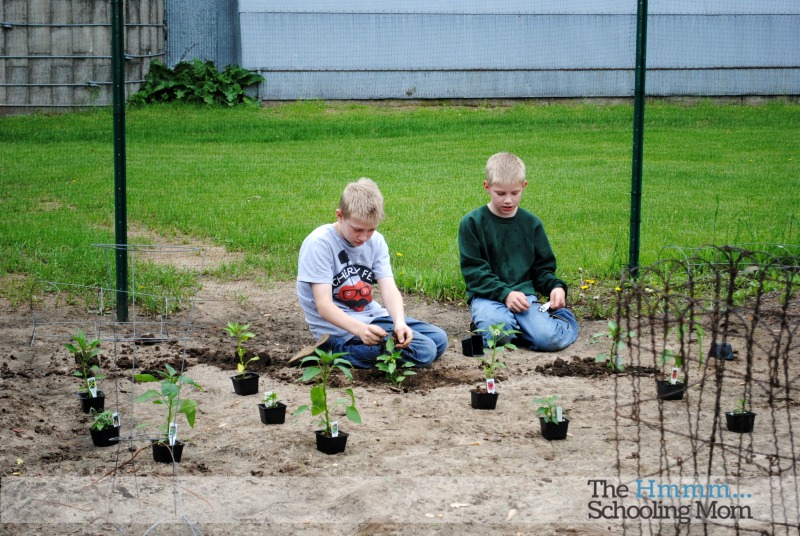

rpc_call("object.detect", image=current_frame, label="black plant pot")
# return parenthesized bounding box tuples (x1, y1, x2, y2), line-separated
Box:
(710, 343, 734, 361)
(315, 430, 348, 455)
(152, 440, 184, 463)
(725, 411, 756, 433)
(258, 402, 287, 425)
(231, 372, 260, 396)
(656, 380, 685, 401)
(79, 391, 105, 414)
(461, 334, 485, 357)
(470, 390, 499, 410)
(539, 417, 570, 440)
(89, 425, 120, 447)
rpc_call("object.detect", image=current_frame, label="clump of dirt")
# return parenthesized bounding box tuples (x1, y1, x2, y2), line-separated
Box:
(536, 355, 659, 378)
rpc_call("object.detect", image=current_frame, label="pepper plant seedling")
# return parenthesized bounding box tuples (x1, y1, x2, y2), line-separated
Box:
(376, 336, 416, 385)
(66, 330, 105, 394)
(134, 364, 204, 444)
(534, 395, 568, 424)
(475, 323, 518, 380)
(293, 349, 361, 437)
(224, 321, 260, 378)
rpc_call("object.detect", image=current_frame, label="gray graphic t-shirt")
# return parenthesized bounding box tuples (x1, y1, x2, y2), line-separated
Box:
(297, 224, 392, 340)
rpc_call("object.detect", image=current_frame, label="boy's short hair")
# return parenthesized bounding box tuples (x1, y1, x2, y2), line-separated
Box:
(486, 152, 526, 187)
(339, 178, 385, 226)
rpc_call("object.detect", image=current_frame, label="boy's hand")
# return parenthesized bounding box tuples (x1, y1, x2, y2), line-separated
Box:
(505, 291, 530, 313)
(392, 323, 413, 349)
(549, 287, 566, 310)
(358, 323, 388, 346)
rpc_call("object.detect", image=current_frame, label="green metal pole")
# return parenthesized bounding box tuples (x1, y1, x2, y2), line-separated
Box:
(629, 0, 648, 279)
(111, 0, 128, 321)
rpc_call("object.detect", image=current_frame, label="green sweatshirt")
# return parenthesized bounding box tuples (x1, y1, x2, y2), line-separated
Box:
(458, 205, 567, 303)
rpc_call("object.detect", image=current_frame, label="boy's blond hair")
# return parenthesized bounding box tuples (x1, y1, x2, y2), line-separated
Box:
(338, 178, 385, 226)
(486, 152, 526, 187)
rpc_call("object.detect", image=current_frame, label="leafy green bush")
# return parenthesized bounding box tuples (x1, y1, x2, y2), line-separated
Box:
(129, 59, 264, 106)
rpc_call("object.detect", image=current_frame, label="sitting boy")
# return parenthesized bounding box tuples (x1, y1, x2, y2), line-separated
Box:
(292, 178, 448, 368)
(458, 152, 578, 351)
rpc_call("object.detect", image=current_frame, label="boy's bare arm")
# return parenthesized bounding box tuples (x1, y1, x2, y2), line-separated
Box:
(376, 277, 413, 348)
(311, 283, 387, 345)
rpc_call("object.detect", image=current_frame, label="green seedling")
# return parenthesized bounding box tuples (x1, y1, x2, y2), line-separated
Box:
(593, 320, 635, 372)
(90, 409, 117, 432)
(293, 349, 361, 437)
(134, 364, 204, 444)
(475, 323, 519, 381)
(376, 337, 416, 385)
(534, 395, 568, 424)
(66, 330, 105, 393)
(262, 391, 279, 408)
(224, 321, 260, 378)
(732, 398, 751, 415)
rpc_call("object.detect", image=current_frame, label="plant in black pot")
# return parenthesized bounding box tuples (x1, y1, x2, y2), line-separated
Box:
(134, 364, 204, 463)
(224, 321, 260, 396)
(470, 323, 518, 410)
(725, 398, 756, 433)
(656, 348, 686, 400)
(535, 395, 570, 440)
(66, 330, 106, 414)
(89, 409, 120, 447)
(257, 390, 287, 425)
(376, 336, 416, 386)
(293, 349, 361, 455)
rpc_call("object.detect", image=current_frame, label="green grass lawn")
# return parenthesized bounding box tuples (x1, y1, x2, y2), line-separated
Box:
(1, 100, 798, 308)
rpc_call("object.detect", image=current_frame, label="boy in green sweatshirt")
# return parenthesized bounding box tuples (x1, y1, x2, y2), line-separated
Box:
(458, 152, 578, 351)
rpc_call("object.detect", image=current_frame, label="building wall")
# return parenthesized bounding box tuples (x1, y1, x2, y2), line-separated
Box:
(0, 0, 164, 113)
(237, 0, 800, 100)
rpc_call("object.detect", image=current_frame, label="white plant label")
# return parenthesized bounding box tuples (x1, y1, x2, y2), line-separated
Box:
(556, 406, 564, 423)
(87, 377, 98, 398)
(168, 423, 178, 446)
(264, 391, 273, 403)
(670, 367, 680, 385)
(615, 354, 624, 370)
(112, 412, 120, 428)
(331, 421, 339, 438)
(486, 378, 496, 394)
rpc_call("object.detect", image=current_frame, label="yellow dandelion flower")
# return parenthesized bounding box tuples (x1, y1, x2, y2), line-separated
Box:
(396, 252, 403, 257)
(586, 279, 596, 285)
(580, 285, 589, 290)
(615, 286, 622, 292)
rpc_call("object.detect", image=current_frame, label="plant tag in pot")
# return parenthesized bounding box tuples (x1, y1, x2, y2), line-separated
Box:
(486, 378, 496, 394)
(670, 367, 680, 385)
(263, 391, 273, 403)
(87, 377, 98, 398)
(614, 355, 624, 370)
(169, 423, 178, 446)
(331, 421, 339, 438)
(112, 412, 120, 427)
(556, 406, 563, 423)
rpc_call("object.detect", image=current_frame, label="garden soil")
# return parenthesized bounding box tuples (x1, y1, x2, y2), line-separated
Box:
(0, 274, 796, 535)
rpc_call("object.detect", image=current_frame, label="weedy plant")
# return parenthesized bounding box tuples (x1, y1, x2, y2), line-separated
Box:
(475, 323, 519, 381)
(134, 364, 204, 444)
(732, 398, 751, 415)
(66, 330, 105, 394)
(376, 336, 416, 385)
(293, 349, 361, 437)
(224, 321, 260, 378)
(90, 409, 117, 431)
(534, 395, 568, 424)
(593, 320, 635, 372)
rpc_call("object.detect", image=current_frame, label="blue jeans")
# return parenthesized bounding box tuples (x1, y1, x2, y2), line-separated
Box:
(470, 296, 579, 352)
(324, 317, 448, 369)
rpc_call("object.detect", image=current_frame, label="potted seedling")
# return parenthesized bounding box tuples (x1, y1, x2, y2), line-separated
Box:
(134, 364, 204, 463)
(257, 390, 287, 425)
(725, 398, 756, 433)
(656, 348, 686, 400)
(471, 323, 518, 410)
(89, 408, 120, 448)
(593, 320, 634, 373)
(535, 395, 570, 440)
(376, 336, 416, 386)
(293, 349, 361, 455)
(224, 321, 260, 396)
(65, 330, 106, 414)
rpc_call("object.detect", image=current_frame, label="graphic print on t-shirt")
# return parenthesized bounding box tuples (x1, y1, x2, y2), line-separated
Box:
(332, 250, 375, 312)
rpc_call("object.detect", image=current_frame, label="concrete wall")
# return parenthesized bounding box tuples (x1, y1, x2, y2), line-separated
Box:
(0, 0, 165, 113)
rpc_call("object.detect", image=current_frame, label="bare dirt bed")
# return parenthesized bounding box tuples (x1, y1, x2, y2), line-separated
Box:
(0, 277, 795, 536)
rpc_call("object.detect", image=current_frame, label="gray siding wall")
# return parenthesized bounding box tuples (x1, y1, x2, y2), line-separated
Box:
(237, 0, 800, 99)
